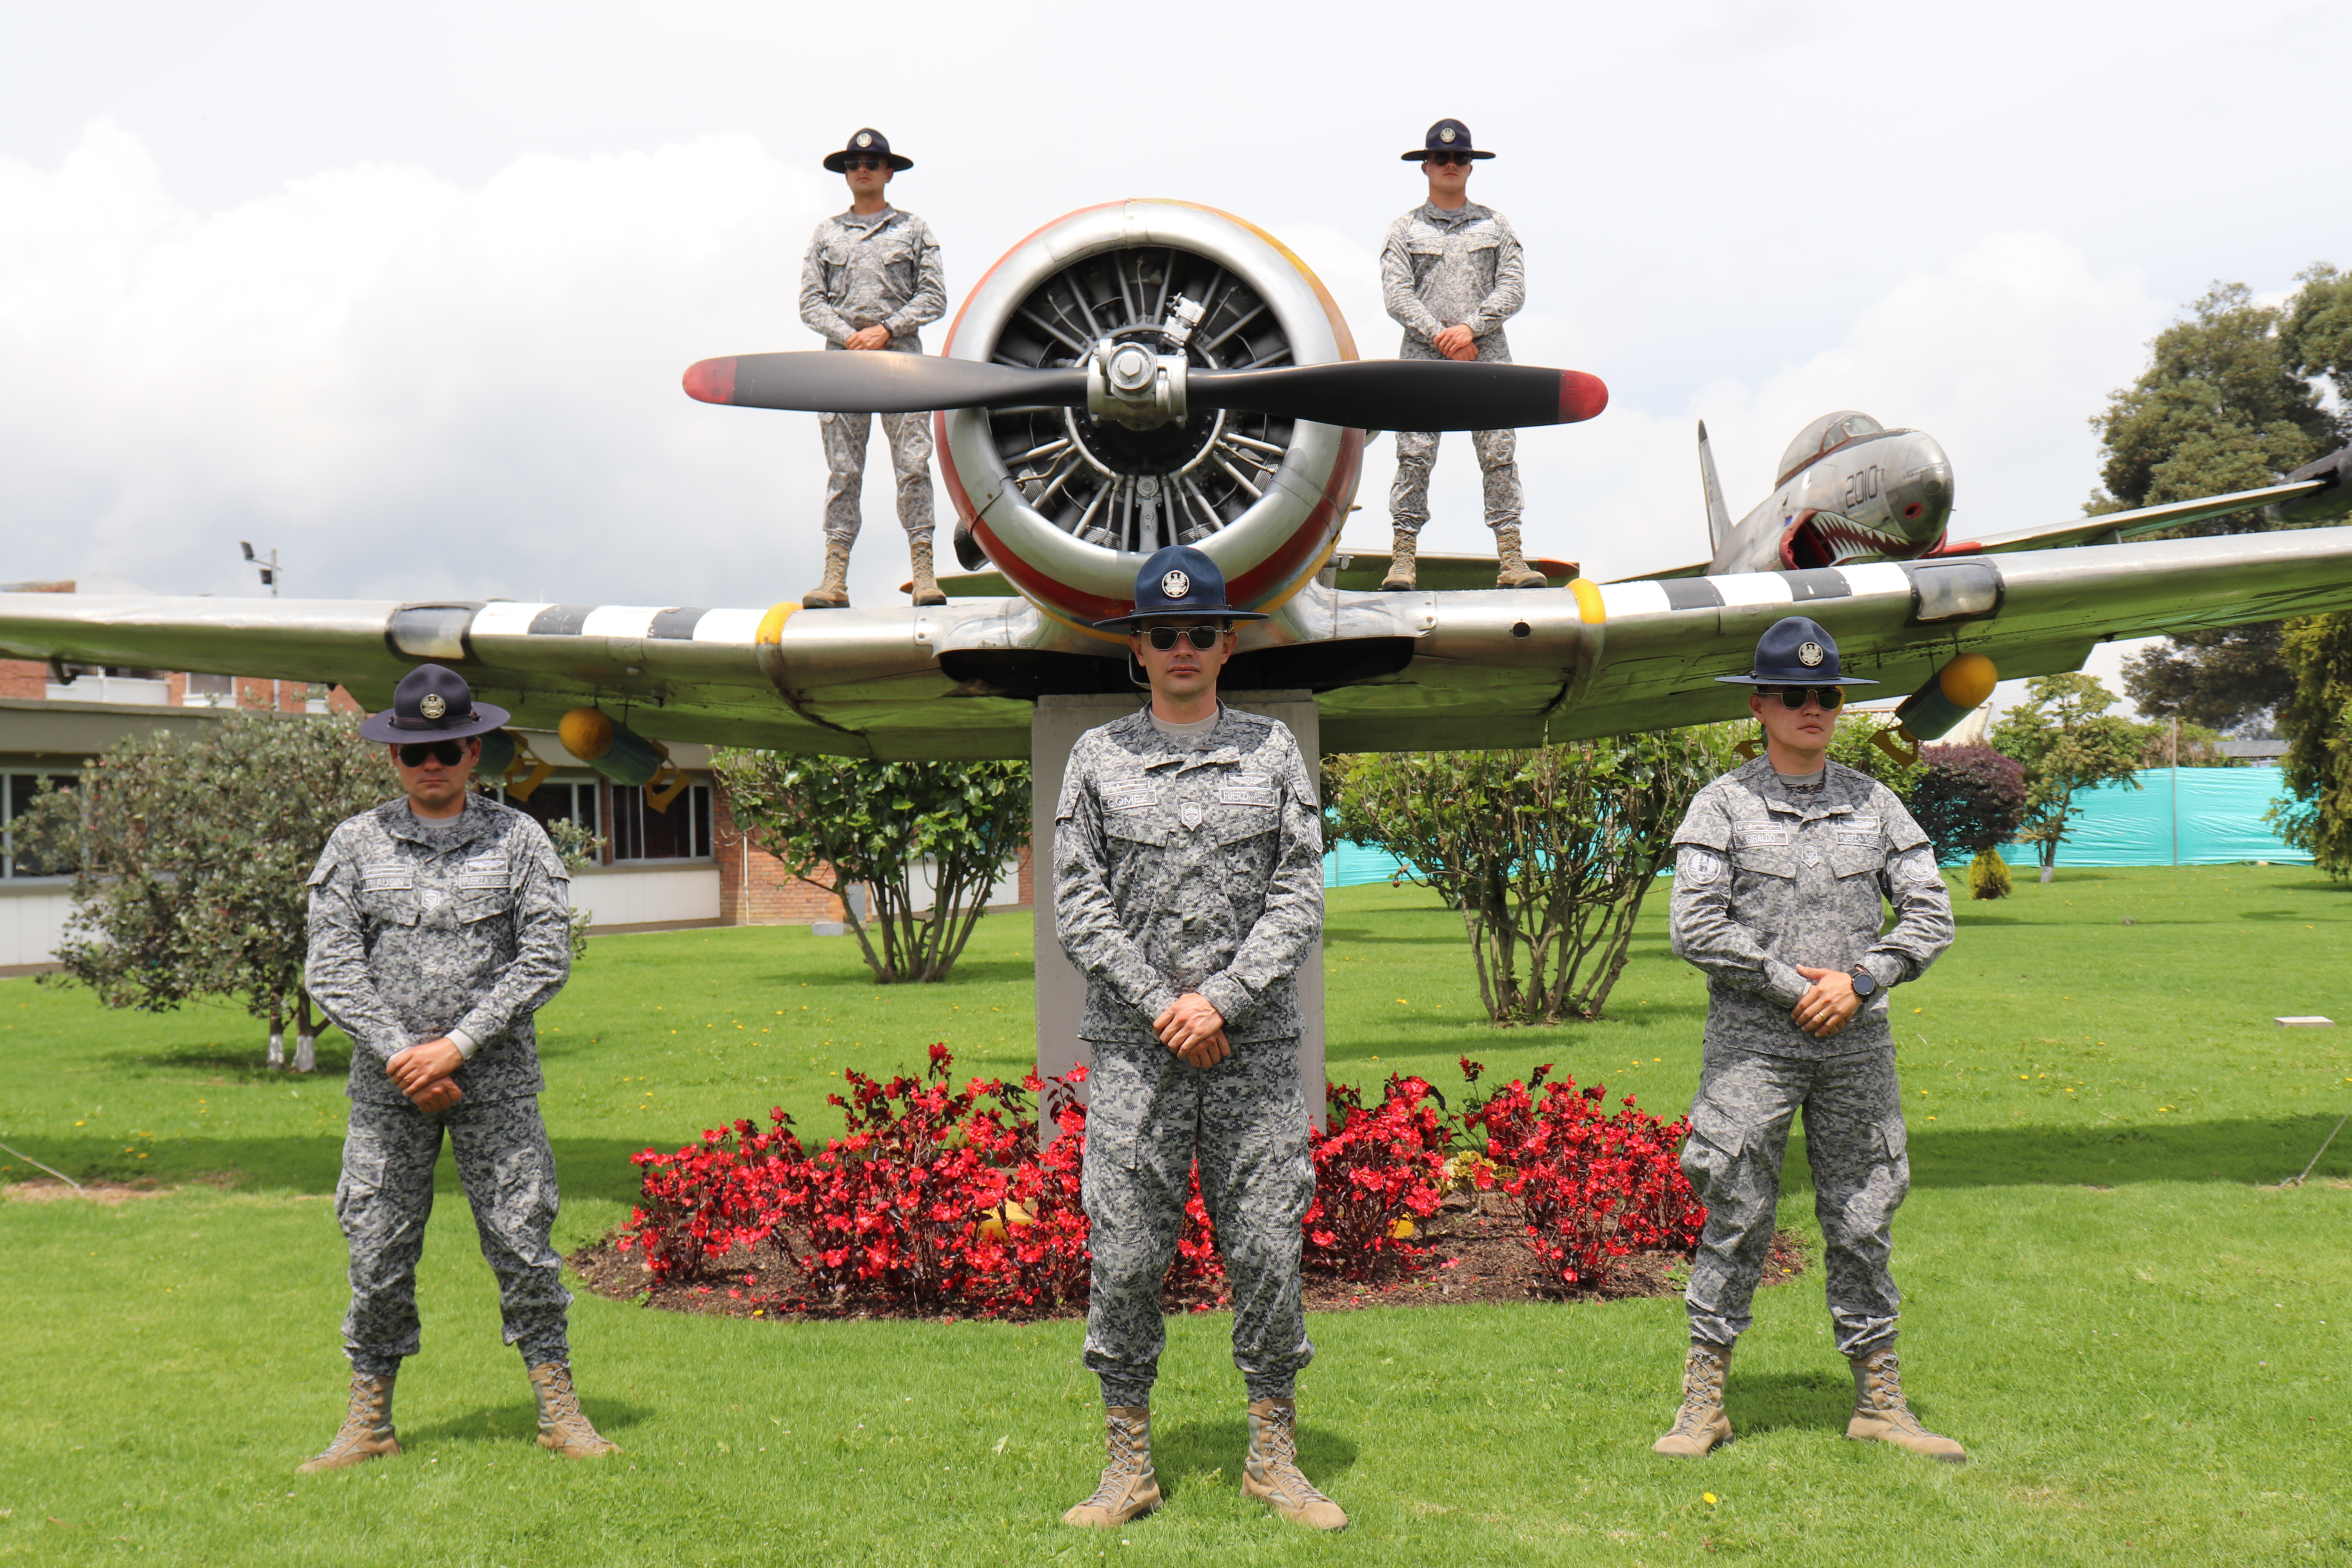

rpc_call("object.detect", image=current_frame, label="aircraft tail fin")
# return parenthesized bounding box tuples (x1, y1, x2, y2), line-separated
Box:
(1698, 421, 1734, 553)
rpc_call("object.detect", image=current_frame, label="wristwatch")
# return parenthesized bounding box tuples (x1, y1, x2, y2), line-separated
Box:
(1848, 965, 1881, 1000)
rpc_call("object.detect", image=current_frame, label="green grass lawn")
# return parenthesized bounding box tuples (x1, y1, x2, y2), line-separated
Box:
(4, 864, 2350, 1565)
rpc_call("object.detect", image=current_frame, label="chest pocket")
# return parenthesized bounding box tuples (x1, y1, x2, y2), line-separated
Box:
(457, 854, 515, 922)
(1103, 813, 1164, 849)
(358, 863, 419, 926)
(1828, 816, 1884, 880)
(1730, 821, 1795, 878)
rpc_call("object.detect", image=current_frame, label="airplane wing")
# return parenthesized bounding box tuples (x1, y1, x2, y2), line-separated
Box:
(8, 525, 2351, 759)
(1925, 480, 2323, 557)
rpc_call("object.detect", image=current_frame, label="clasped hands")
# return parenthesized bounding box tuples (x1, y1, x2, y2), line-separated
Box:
(1431, 324, 1479, 362)
(386, 1038, 465, 1112)
(1153, 992, 1231, 1069)
(844, 325, 892, 351)
(1791, 966, 1863, 1039)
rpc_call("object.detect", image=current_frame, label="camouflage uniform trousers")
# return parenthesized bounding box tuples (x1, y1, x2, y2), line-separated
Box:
(338, 1095, 572, 1376)
(820, 408, 934, 545)
(1679, 1042, 1907, 1356)
(1388, 426, 1522, 535)
(1081, 1033, 1316, 1409)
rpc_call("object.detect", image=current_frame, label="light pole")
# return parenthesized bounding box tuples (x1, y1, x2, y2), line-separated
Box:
(239, 541, 281, 596)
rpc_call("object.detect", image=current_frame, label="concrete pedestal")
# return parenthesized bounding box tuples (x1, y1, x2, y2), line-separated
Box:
(1029, 690, 1325, 1139)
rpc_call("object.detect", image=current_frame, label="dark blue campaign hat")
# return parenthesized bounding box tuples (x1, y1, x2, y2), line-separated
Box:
(824, 128, 913, 172)
(1093, 545, 1270, 631)
(358, 663, 512, 742)
(1401, 118, 1495, 161)
(1714, 615, 1878, 686)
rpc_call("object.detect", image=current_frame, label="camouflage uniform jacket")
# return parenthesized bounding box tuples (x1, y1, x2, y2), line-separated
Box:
(1668, 757, 1953, 1058)
(306, 796, 573, 1106)
(799, 206, 947, 352)
(1054, 705, 1323, 1044)
(1380, 201, 1524, 363)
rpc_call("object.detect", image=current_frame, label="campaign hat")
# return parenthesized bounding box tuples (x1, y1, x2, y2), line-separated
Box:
(358, 663, 512, 742)
(1713, 615, 1878, 686)
(1401, 118, 1495, 162)
(1093, 545, 1270, 631)
(824, 129, 913, 173)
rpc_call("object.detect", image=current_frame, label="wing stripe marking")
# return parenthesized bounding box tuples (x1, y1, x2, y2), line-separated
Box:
(1710, 573, 1795, 607)
(1598, 581, 1675, 617)
(648, 608, 710, 641)
(1781, 568, 1850, 602)
(693, 608, 768, 644)
(1659, 579, 1724, 611)
(470, 602, 554, 639)
(528, 605, 594, 636)
(1837, 562, 1915, 598)
(580, 605, 667, 638)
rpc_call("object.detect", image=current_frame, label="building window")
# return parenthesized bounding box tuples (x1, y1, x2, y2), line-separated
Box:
(45, 666, 170, 706)
(2, 773, 77, 879)
(609, 783, 712, 862)
(184, 672, 235, 708)
(497, 780, 600, 840)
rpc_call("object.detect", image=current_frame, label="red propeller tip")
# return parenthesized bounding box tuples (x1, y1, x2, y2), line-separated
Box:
(682, 357, 739, 405)
(1560, 371, 1608, 424)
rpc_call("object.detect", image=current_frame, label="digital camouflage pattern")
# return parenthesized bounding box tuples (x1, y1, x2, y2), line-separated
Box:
(1679, 1043, 1907, 1354)
(1054, 703, 1324, 1407)
(1379, 200, 1527, 533)
(799, 205, 947, 546)
(1053, 704, 1323, 1045)
(1080, 1031, 1316, 1408)
(1667, 757, 1953, 1355)
(306, 796, 573, 1107)
(338, 1095, 571, 1375)
(1669, 757, 1952, 1059)
(797, 206, 947, 350)
(819, 408, 935, 544)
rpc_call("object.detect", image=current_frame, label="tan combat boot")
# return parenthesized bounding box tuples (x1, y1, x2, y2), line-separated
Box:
(1494, 523, 1550, 589)
(1379, 530, 1418, 591)
(1652, 1339, 1733, 1457)
(803, 537, 853, 609)
(1062, 1406, 1160, 1528)
(297, 1370, 399, 1473)
(908, 533, 947, 606)
(528, 1362, 621, 1458)
(1847, 1343, 1966, 1464)
(1242, 1398, 1347, 1531)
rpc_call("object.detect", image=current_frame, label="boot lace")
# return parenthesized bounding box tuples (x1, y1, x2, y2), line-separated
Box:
(1076, 1415, 1150, 1511)
(1248, 1408, 1334, 1506)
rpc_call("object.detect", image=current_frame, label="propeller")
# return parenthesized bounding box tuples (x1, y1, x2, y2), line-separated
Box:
(682, 350, 1607, 432)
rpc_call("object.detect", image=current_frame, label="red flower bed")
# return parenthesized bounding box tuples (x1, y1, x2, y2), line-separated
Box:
(615, 1048, 1703, 1318)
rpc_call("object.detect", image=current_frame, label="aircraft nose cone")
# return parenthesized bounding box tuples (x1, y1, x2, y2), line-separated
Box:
(1889, 437, 1955, 544)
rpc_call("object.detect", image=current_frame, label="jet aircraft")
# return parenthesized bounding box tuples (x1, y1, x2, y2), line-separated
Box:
(5, 198, 2352, 769)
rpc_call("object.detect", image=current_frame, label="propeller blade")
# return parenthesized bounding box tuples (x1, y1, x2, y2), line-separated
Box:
(682, 352, 1087, 414)
(1192, 361, 1606, 432)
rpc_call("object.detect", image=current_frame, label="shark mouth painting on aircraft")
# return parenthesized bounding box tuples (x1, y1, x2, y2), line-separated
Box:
(1780, 505, 1929, 570)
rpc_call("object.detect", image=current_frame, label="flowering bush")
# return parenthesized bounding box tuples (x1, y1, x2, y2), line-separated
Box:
(1460, 1056, 1707, 1287)
(616, 1047, 1705, 1316)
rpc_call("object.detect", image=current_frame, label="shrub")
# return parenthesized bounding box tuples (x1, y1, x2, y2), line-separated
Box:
(1909, 744, 2027, 866)
(1967, 849, 2014, 900)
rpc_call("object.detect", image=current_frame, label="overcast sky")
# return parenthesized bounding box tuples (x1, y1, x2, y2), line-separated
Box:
(4, 0, 2343, 711)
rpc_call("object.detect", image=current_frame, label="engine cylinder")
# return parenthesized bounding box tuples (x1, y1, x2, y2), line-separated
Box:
(937, 201, 1362, 639)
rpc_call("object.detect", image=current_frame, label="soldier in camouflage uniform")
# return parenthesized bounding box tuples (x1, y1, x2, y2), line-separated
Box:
(1378, 118, 1542, 593)
(1053, 545, 1344, 1533)
(799, 127, 948, 611)
(296, 664, 617, 1474)
(1655, 617, 1965, 1464)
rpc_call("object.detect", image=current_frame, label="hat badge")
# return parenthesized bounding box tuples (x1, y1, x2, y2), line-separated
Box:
(419, 692, 447, 719)
(1161, 569, 1191, 599)
(855, 132, 872, 148)
(1439, 126, 1457, 143)
(1797, 641, 1825, 668)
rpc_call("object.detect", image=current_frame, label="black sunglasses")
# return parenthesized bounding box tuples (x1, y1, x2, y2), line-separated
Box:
(841, 156, 889, 171)
(1426, 151, 1474, 167)
(1765, 686, 1846, 711)
(1140, 625, 1226, 652)
(396, 740, 470, 768)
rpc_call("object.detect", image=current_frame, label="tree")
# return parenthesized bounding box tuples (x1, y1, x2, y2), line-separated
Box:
(1333, 727, 1737, 1025)
(2267, 613, 2352, 877)
(2096, 273, 2352, 731)
(711, 753, 1029, 983)
(1907, 745, 2026, 899)
(1988, 674, 2147, 882)
(18, 712, 398, 1069)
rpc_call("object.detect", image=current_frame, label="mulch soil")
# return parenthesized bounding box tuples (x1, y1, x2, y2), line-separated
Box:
(570, 1186, 1809, 1325)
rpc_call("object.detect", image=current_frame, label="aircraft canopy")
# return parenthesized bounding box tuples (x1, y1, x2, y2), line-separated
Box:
(1779, 410, 1882, 482)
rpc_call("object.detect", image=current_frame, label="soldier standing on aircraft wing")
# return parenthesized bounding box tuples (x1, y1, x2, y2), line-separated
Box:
(1654, 617, 1965, 1465)
(799, 127, 948, 610)
(1053, 545, 1344, 1535)
(297, 664, 617, 1474)
(1378, 118, 1542, 593)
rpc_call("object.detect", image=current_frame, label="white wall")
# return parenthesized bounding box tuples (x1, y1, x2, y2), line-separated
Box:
(574, 865, 719, 929)
(0, 886, 74, 971)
